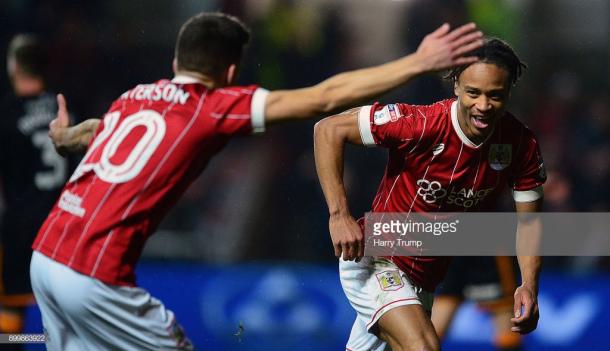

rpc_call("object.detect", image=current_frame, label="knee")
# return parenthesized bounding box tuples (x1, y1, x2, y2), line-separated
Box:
(380, 329, 440, 351)
(394, 334, 440, 351)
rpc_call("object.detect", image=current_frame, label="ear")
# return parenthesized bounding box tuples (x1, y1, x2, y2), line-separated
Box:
(453, 80, 459, 97)
(172, 58, 178, 74)
(226, 64, 237, 85)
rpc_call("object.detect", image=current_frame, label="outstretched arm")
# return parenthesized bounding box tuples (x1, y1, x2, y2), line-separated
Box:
(511, 198, 543, 334)
(49, 94, 100, 156)
(314, 108, 363, 261)
(265, 22, 483, 123)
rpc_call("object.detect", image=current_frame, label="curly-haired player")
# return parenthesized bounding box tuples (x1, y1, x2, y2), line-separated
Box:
(315, 37, 544, 351)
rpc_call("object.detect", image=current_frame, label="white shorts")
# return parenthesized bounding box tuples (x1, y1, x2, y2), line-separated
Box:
(30, 251, 193, 351)
(339, 257, 433, 351)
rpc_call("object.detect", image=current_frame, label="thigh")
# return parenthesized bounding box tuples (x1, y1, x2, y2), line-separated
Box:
(377, 304, 440, 351)
(30, 252, 84, 351)
(34, 252, 193, 351)
(340, 257, 425, 331)
(340, 257, 433, 351)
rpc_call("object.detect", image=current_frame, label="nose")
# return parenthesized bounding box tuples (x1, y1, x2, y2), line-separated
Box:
(475, 96, 492, 112)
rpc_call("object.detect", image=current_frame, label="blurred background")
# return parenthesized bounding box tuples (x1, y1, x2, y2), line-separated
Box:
(1, 0, 609, 350)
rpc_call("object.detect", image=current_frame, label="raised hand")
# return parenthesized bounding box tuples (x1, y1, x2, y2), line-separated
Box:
(415, 22, 484, 72)
(48, 94, 72, 156)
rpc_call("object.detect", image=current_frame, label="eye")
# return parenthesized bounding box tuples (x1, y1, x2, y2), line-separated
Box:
(489, 94, 505, 102)
(466, 91, 479, 98)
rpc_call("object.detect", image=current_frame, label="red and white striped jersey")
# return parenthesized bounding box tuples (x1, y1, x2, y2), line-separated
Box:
(358, 99, 546, 291)
(33, 75, 269, 286)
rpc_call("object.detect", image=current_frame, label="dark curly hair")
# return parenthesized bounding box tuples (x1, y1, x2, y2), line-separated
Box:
(444, 37, 527, 86)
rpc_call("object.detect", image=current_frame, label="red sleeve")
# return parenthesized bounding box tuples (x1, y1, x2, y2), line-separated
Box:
(359, 102, 427, 150)
(510, 127, 547, 191)
(204, 85, 268, 136)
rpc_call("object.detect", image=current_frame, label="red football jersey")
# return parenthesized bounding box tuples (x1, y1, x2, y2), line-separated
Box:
(358, 99, 546, 291)
(33, 75, 269, 286)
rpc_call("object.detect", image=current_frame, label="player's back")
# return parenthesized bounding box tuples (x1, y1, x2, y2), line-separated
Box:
(33, 76, 266, 286)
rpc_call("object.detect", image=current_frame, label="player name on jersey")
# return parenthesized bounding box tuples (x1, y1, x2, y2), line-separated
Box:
(120, 82, 190, 105)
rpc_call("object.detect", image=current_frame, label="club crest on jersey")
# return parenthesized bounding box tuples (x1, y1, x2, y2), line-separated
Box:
(376, 270, 404, 291)
(373, 104, 402, 125)
(488, 144, 512, 170)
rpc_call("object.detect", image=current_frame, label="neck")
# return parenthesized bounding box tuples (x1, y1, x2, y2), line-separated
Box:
(174, 70, 222, 88)
(456, 106, 490, 145)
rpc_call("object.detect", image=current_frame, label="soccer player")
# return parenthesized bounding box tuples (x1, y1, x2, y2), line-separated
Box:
(30, 12, 484, 350)
(432, 257, 523, 351)
(314, 37, 545, 351)
(0, 34, 69, 351)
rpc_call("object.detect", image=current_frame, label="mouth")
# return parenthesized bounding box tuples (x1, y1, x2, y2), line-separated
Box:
(471, 115, 491, 129)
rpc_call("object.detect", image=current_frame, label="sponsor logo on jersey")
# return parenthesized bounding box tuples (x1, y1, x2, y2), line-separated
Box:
(488, 144, 512, 170)
(416, 179, 447, 203)
(416, 179, 495, 208)
(58, 190, 86, 217)
(376, 270, 404, 291)
(432, 143, 445, 156)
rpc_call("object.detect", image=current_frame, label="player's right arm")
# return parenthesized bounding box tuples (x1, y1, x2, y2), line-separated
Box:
(264, 22, 483, 124)
(313, 108, 363, 261)
(49, 94, 100, 156)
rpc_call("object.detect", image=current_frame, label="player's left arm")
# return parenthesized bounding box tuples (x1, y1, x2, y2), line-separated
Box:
(314, 108, 364, 261)
(511, 197, 543, 334)
(49, 94, 100, 156)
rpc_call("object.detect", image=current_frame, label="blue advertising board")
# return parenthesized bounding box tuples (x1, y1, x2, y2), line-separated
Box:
(24, 262, 610, 350)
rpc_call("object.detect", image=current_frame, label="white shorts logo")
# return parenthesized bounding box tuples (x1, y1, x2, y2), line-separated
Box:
(416, 179, 447, 203)
(376, 270, 404, 291)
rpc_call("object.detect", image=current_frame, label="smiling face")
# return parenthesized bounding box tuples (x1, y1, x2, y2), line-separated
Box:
(454, 62, 512, 144)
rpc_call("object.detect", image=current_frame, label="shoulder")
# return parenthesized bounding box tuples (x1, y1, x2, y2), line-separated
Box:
(0, 94, 23, 128)
(500, 111, 537, 143)
(211, 85, 259, 97)
(394, 99, 452, 118)
(205, 85, 261, 113)
(397, 99, 452, 135)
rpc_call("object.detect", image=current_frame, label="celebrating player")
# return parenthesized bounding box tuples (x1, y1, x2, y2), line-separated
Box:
(0, 34, 70, 351)
(314, 37, 545, 351)
(30, 12, 483, 350)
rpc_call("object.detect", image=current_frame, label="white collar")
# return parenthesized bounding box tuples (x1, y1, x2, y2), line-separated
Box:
(171, 75, 201, 84)
(450, 100, 493, 148)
